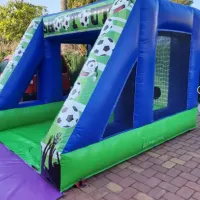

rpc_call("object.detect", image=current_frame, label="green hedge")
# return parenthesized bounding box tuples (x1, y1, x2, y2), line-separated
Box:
(0, 52, 6, 62)
(63, 53, 86, 86)
(0, 41, 18, 62)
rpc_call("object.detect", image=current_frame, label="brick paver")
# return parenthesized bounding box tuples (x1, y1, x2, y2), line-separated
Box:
(62, 117, 200, 200)
(106, 182, 123, 193)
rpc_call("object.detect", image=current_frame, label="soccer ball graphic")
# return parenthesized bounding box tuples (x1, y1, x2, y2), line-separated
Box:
(6, 61, 16, 72)
(62, 15, 70, 30)
(92, 37, 115, 57)
(44, 20, 54, 33)
(81, 59, 98, 81)
(28, 21, 38, 30)
(15, 45, 25, 57)
(69, 82, 81, 99)
(21, 34, 30, 43)
(111, 0, 129, 13)
(43, 22, 48, 33)
(53, 18, 62, 32)
(79, 10, 90, 27)
(56, 104, 80, 128)
(101, 19, 113, 35)
(49, 20, 55, 33)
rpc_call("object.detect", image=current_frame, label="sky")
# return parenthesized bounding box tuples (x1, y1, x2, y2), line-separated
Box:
(0, 0, 200, 14)
(0, 0, 60, 13)
(193, 0, 200, 10)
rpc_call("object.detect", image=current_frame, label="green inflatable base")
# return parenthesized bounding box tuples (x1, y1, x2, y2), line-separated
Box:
(0, 102, 63, 171)
(60, 108, 197, 191)
(0, 120, 52, 171)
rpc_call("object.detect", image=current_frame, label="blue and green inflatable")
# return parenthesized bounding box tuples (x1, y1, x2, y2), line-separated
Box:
(0, 0, 199, 192)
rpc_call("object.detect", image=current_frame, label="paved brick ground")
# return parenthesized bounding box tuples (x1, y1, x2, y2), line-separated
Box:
(60, 117, 200, 200)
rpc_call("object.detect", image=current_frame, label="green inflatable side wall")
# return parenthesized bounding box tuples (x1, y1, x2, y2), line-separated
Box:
(60, 108, 197, 191)
(0, 102, 63, 170)
(0, 102, 63, 131)
(0, 120, 53, 171)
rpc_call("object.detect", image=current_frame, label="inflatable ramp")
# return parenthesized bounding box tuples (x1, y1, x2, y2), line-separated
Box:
(0, 0, 199, 197)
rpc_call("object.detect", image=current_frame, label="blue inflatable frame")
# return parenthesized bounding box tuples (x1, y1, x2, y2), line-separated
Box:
(0, 0, 199, 149)
(0, 0, 200, 192)
(64, 0, 200, 152)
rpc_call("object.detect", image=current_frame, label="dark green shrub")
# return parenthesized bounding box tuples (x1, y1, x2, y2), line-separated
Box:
(63, 53, 86, 86)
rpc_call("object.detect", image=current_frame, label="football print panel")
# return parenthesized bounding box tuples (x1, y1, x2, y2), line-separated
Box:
(56, 103, 80, 128)
(69, 82, 82, 99)
(111, 0, 130, 13)
(80, 59, 98, 78)
(62, 15, 70, 30)
(92, 37, 115, 57)
(79, 10, 91, 27)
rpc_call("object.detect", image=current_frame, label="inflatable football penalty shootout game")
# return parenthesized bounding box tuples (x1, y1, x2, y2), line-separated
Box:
(0, 0, 200, 199)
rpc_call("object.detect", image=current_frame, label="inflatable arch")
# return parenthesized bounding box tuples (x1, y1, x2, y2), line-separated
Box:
(0, 0, 199, 196)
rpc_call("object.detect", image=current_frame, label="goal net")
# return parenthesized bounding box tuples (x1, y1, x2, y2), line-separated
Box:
(154, 36, 171, 110)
